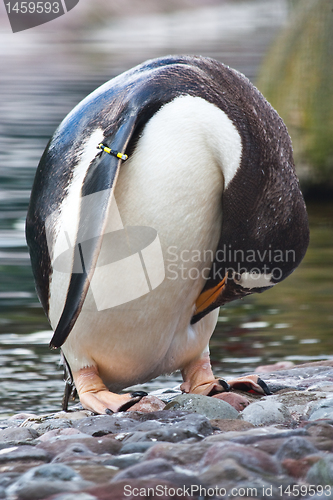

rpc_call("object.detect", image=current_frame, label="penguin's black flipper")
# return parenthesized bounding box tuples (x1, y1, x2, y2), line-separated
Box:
(49, 117, 136, 349)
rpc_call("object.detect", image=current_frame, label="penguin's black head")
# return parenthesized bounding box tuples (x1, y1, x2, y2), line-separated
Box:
(192, 169, 310, 324)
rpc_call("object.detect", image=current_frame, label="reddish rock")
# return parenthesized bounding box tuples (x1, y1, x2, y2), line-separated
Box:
(212, 393, 250, 412)
(144, 441, 211, 465)
(127, 396, 166, 412)
(111, 458, 173, 481)
(255, 361, 294, 373)
(306, 422, 333, 451)
(37, 428, 85, 442)
(282, 455, 321, 478)
(70, 462, 120, 484)
(202, 442, 281, 475)
(209, 419, 254, 432)
(249, 437, 288, 455)
(8, 413, 38, 421)
(37, 434, 122, 457)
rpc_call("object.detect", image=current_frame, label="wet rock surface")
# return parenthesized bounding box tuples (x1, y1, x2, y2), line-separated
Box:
(1, 363, 333, 499)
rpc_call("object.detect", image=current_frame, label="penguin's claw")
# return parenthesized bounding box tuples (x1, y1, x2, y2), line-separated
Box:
(180, 353, 271, 397)
(226, 374, 272, 395)
(183, 378, 230, 396)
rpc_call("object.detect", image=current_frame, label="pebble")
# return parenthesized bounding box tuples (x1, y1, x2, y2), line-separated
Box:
(309, 397, 333, 421)
(1, 362, 333, 499)
(111, 457, 174, 481)
(212, 392, 250, 411)
(36, 433, 122, 456)
(6, 463, 93, 499)
(306, 456, 333, 485)
(143, 440, 212, 465)
(120, 411, 214, 443)
(126, 395, 166, 412)
(103, 452, 144, 469)
(241, 398, 292, 426)
(255, 361, 295, 373)
(275, 436, 319, 460)
(164, 393, 239, 419)
(199, 457, 251, 484)
(120, 441, 157, 454)
(201, 442, 281, 475)
(0, 427, 39, 443)
(282, 455, 320, 478)
(0, 445, 51, 464)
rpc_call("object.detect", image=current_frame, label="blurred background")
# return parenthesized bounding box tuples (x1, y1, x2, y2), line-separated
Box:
(0, 0, 332, 416)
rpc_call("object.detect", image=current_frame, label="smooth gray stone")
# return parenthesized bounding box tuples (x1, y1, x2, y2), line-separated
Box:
(275, 436, 319, 460)
(120, 441, 157, 454)
(309, 398, 333, 421)
(241, 398, 291, 426)
(29, 419, 73, 433)
(306, 456, 333, 485)
(51, 442, 98, 463)
(73, 415, 139, 436)
(103, 452, 143, 469)
(122, 413, 213, 443)
(0, 445, 50, 463)
(0, 427, 39, 442)
(164, 394, 238, 420)
(6, 463, 93, 500)
(15, 463, 80, 480)
(7, 480, 91, 500)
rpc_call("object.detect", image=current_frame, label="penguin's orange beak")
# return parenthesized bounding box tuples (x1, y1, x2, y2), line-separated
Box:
(194, 276, 226, 315)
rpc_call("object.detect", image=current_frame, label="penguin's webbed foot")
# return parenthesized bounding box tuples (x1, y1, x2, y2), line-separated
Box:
(181, 352, 271, 397)
(73, 366, 147, 414)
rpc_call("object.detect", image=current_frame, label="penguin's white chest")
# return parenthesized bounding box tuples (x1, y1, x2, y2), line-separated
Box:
(57, 95, 242, 389)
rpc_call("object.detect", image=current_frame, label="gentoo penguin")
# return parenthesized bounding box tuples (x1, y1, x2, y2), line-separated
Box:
(26, 56, 309, 414)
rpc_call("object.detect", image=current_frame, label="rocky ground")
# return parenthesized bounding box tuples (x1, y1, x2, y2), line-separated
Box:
(1, 361, 333, 499)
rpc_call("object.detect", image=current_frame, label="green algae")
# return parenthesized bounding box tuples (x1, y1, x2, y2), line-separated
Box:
(257, 0, 333, 189)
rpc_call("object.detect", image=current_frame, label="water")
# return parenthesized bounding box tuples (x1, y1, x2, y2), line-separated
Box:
(0, 0, 332, 416)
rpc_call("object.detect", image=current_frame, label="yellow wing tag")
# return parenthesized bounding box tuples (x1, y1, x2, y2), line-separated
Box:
(97, 143, 128, 161)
